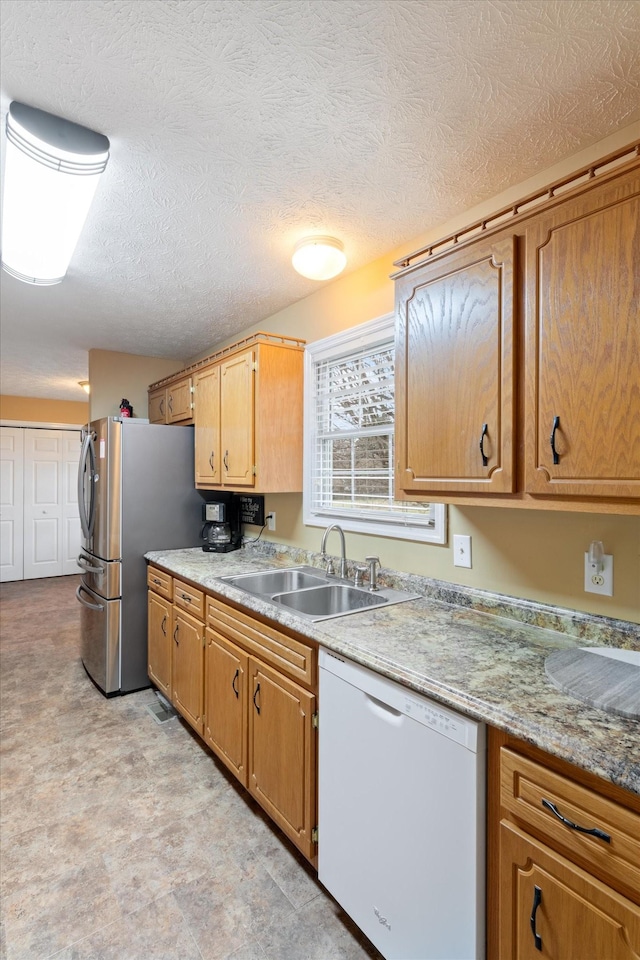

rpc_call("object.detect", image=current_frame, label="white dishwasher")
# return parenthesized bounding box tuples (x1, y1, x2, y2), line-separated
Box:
(318, 648, 486, 960)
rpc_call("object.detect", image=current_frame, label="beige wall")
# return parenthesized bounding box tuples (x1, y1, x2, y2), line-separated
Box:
(88, 350, 184, 421)
(200, 123, 640, 624)
(0, 395, 88, 425)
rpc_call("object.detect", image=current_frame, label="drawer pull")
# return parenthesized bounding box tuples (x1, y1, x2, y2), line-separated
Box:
(181, 592, 191, 603)
(153, 577, 161, 585)
(232, 668, 240, 699)
(530, 884, 542, 951)
(542, 798, 611, 842)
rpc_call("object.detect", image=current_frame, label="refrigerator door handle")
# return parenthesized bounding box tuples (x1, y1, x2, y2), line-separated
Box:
(76, 554, 105, 574)
(76, 582, 104, 612)
(77, 429, 97, 540)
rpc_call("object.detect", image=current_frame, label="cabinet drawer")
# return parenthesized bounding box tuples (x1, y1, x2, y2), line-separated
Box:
(206, 595, 316, 688)
(147, 565, 172, 600)
(173, 578, 204, 619)
(501, 747, 640, 901)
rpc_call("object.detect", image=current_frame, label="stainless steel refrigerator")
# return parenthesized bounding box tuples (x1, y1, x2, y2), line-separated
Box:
(76, 417, 202, 695)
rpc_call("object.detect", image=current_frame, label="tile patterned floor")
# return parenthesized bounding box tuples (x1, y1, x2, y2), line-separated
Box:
(0, 576, 382, 960)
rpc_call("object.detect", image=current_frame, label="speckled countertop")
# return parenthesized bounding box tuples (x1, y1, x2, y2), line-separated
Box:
(146, 544, 640, 797)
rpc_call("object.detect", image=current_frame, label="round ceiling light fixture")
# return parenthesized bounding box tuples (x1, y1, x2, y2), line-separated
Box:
(292, 236, 346, 281)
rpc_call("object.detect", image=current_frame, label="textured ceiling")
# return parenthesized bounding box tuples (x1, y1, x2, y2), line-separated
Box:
(1, 0, 639, 401)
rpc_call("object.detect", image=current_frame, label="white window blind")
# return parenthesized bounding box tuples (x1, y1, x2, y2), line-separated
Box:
(304, 314, 446, 543)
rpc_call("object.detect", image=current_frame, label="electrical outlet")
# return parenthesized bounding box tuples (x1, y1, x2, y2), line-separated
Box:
(584, 552, 613, 596)
(453, 534, 472, 568)
(267, 512, 276, 532)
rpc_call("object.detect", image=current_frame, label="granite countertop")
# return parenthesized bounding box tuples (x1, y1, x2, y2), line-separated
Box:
(145, 544, 640, 796)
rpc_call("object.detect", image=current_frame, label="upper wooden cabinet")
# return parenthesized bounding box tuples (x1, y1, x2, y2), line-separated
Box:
(193, 335, 305, 493)
(393, 143, 640, 513)
(395, 235, 515, 495)
(148, 375, 194, 425)
(524, 175, 640, 500)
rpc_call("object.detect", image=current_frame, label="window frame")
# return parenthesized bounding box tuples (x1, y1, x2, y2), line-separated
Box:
(303, 313, 447, 544)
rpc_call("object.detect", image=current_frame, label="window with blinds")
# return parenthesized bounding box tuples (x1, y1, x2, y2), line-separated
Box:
(303, 314, 446, 543)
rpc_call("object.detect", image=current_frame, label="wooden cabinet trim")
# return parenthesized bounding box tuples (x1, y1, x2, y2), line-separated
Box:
(206, 595, 316, 687)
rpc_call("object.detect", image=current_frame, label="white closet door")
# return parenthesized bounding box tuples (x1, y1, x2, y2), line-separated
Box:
(62, 432, 82, 575)
(23, 429, 81, 580)
(0, 428, 25, 582)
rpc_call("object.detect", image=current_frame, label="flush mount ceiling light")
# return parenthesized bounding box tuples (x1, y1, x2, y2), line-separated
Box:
(292, 236, 346, 281)
(1, 102, 110, 285)
(78, 381, 90, 394)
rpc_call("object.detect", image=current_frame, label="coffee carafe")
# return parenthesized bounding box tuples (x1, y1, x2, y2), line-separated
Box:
(201, 499, 242, 553)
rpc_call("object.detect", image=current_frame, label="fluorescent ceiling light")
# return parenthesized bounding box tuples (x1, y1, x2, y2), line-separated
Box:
(292, 236, 346, 281)
(1, 102, 110, 285)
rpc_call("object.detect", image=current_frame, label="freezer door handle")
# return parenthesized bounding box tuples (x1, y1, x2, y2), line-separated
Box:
(76, 554, 105, 575)
(76, 582, 104, 611)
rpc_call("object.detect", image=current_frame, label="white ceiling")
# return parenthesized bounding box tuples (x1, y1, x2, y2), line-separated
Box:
(1, 0, 639, 402)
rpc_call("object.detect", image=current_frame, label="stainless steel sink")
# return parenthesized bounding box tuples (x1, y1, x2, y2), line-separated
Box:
(272, 583, 388, 618)
(218, 565, 420, 622)
(221, 568, 327, 595)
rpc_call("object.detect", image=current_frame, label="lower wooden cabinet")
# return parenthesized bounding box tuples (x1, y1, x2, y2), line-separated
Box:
(203, 628, 248, 784)
(491, 729, 640, 959)
(247, 657, 317, 861)
(147, 565, 318, 863)
(172, 606, 204, 735)
(499, 821, 640, 959)
(147, 590, 172, 698)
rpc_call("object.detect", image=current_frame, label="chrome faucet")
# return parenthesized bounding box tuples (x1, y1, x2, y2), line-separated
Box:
(320, 524, 348, 579)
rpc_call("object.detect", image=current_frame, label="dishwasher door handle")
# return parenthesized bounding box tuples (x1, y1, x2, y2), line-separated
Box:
(365, 692, 404, 725)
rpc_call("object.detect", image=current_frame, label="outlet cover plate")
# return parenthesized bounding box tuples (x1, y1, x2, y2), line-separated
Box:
(584, 553, 613, 596)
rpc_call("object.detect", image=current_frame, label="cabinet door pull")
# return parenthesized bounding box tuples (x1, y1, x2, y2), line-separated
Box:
(173, 624, 179, 645)
(224, 450, 229, 472)
(209, 451, 215, 470)
(253, 682, 261, 714)
(168, 394, 173, 414)
(541, 798, 611, 842)
(549, 415, 561, 465)
(232, 668, 240, 699)
(530, 884, 542, 952)
(159, 397, 164, 416)
(479, 422, 489, 466)
(161, 615, 167, 636)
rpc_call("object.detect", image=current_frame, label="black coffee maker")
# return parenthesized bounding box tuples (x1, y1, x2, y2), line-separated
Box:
(200, 495, 242, 553)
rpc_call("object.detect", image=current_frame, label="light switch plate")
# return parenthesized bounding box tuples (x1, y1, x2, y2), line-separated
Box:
(453, 534, 472, 568)
(584, 553, 613, 596)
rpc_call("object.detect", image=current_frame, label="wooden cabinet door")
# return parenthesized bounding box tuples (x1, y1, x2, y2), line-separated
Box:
(147, 590, 172, 697)
(525, 175, 640, 499)
(167, 377, 193, 423)
(194, 366, 221, 486)
(204, 628, 248, 785)
(395, 236, 515, 494)
(248, 657, 316, 860)
(499, 821, 640, 960)
(148, 388, 166, 424)
(220, 350, 255, 487)
(171, 607, 204, 735)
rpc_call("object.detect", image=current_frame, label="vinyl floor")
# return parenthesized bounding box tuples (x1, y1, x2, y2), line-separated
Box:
(0, 576, 381, 960)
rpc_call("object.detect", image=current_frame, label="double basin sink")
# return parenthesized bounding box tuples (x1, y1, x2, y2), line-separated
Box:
(218, 565, 420, 622)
